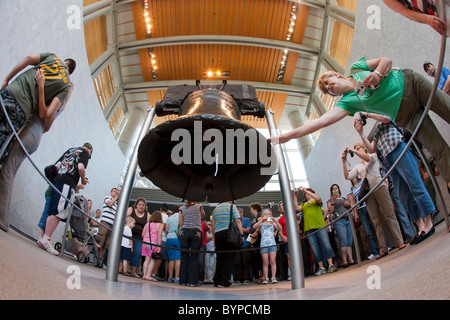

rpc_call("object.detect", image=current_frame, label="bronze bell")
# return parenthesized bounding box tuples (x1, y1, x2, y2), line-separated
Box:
(137, 82, 275, 202)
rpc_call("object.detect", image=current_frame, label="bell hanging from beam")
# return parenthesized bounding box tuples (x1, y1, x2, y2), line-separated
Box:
(137, 81, 276, 202)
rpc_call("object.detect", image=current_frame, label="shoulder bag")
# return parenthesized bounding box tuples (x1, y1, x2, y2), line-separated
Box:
(226, 203, 243, 248)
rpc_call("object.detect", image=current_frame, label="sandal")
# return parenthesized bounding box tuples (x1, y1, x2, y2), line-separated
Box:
(143, 277, 158, 282)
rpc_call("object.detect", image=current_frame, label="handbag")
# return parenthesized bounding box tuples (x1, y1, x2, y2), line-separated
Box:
(226, 203, 243, 248)
(359, 177, 371, 200)
(44, 164, 58, 182)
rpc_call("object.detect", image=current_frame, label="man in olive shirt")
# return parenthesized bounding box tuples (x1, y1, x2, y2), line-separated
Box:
(0, 53, 75, 231)
(0, 52, 75, 150)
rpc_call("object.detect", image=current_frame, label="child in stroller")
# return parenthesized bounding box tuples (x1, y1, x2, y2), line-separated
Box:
(55, 194, 103, 268)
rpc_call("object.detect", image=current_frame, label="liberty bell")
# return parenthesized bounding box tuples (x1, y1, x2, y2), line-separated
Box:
(137, 81, 276, 202)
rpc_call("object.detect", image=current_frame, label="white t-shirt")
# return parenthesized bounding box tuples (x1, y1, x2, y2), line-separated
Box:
(121, 225, 132, 248)
(347, 153, 382, 189)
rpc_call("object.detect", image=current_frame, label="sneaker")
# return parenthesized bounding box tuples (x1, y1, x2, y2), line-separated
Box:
(328, 264, 338, 273)
(37, 238, 45, 250)
(271, 277, 277, 283)
(38, 237, 59, 255)
(167, 278, 174, 283)
(314, 267, 327, 276)
(367, 253, 378, 260)
(243, 280, 251, 285)
(262, 278, 269, 284)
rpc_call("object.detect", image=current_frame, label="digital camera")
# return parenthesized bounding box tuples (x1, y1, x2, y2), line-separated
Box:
(354, 80, 365, 95)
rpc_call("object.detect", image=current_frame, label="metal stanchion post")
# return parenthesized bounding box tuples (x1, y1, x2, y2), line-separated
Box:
(348, 212, 362, 267)
(106, 107, 155, 281)
(265, 108, 304, 289)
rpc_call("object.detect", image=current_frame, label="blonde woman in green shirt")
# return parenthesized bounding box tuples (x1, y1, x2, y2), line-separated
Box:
(294, 187, 337, 276)
(269, 56, 450, 186)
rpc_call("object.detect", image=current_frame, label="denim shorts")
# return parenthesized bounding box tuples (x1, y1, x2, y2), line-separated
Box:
(260, 245, 277, 254)
(166, 238, 181, 260)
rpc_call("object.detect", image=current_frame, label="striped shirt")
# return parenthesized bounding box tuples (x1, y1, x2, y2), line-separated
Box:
(212, 203, 240, 233)
(100, 196, 117, 225)
(350, 180, 366, 209)
(180, 204, 202, 230)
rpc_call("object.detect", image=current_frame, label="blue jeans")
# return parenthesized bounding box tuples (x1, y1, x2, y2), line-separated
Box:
(198, 245, 206, 283)
(37, 194, 52, 232)
(131, 236, 143, 268)
(388, 185, 416, 240)
(383, 141, 436, 220)
(179, 228, 202, 285)
(334, 220, 353, 247)
(306, 228, 335, 264)
(357, 206, 379, 256)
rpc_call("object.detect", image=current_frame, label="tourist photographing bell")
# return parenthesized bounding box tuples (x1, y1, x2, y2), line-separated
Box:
(137, 82, 276, 202)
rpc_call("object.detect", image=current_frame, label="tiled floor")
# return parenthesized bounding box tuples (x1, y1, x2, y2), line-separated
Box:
(1, 222, 449, 300)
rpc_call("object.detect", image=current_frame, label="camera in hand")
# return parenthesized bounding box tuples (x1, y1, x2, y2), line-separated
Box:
(359, 112, 367, 126)
(354, 80, 365, 95)
(344, 148, 354, 157)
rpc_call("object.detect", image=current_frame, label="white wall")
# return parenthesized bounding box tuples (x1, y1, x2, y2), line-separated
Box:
(305, 0, 450, 204)
(0, 0, 125, 238)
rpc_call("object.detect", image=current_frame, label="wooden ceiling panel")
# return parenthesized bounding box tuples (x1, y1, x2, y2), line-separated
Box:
(127, 0, 307, 128)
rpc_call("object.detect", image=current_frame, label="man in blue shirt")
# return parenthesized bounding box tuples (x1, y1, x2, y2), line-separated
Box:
(424, 61, 450, 95)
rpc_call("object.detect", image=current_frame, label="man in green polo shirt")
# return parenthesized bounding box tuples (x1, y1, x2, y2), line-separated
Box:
(0, 52, 76, 151)
(269, 56, 450, 186)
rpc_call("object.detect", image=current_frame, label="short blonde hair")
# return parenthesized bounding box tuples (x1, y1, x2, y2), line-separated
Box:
(353, 142, 365, 150)
(317, 71, 346, 94)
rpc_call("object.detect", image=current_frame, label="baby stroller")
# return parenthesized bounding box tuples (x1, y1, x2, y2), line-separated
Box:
(54, 194, 103, 268)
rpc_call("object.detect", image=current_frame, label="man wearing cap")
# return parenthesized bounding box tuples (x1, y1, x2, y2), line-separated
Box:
(423, 61, 450, 95)
(38, 143, 92, 255)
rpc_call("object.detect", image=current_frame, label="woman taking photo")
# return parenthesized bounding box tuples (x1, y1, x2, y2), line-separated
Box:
(343, 143, 406, 259)
(252, 208, 282, 284)
(327, 184, 355, 267)
(294, 187, 337, 276)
